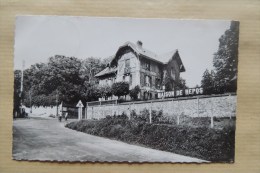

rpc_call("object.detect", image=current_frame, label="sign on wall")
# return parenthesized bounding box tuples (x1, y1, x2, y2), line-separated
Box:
(157, 87, 203, 99)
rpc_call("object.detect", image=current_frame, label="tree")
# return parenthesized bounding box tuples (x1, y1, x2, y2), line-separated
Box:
(164, 76, 173, 91)
(111, 82, 129, 99)
(18, 55, 87, 106)
(201, 69, 215, 95)
(83, 82, 101, 102)
(213, 21, 239, 93)
(129, 85, 141, 100)
(14, 55, 117, 108)
(175, 77, 188, 90)
(99, 85, 112, 100)
(79, 57, 107, 83)
(13, 70, 22, 113)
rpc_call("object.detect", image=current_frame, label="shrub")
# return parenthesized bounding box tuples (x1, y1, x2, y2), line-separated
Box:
(111, 82, 129, 99)
(66, 116, 235, 162)
(99, 85, 112, 98)
(138, 108, 150, 122)
(130, 109, 137, 120)
(151, 109, 163, 123)
(129, 85, 141, 100)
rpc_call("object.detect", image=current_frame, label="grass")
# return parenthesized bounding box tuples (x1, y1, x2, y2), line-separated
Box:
(66, 114, 235, 162)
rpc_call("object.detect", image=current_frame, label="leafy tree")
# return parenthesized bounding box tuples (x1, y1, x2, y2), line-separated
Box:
(84, 82, 101, 101)
(13, 54, 121, 108)
(111, 82, 129, 99)
(102, 56, 114, 66)
(99, 85, 112, 99)
(213, 21, 239, 93)
(79, 57, 106, 83)
(201, 69, 215, 95)
(129, 85, 141, 100)
(175, 77, 188, 90)
(164, 76, 173, 91)
(13, 70, 22, 113)
(17, 55, 87, 106)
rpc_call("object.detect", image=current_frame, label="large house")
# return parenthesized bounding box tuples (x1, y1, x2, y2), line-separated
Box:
(95, 41, 185, 100)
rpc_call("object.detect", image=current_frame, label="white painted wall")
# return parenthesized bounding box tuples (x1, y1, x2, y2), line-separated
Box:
(86, 95, 237, 120)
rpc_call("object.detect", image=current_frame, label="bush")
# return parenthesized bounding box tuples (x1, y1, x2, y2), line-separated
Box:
(130, 109, 163, 123)
(66, 115, 235, 162)
(151, 109, 163, 123)
(130, 109, 138, 121)
(129, 85, 140, 100)
(111, 82, 129, 98)
(138, 108, 150, 122)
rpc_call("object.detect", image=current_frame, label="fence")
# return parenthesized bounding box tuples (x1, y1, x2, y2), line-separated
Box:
(85, 94, 237, 127)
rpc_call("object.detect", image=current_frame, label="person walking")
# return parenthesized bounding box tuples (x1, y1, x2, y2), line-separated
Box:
(58, 113, 62, 122)
(65, 111, 68, 121)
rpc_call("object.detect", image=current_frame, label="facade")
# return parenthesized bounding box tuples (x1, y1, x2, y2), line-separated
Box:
(95, 41, 185, 100)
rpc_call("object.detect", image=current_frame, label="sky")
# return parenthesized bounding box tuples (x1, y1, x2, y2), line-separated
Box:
(14, 16, 230, 87)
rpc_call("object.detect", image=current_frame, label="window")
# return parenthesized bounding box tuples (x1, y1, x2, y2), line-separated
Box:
(129, 74, 132, 85)
(125, 59, 130, 68)
(124, 59, 131, 74)
(171, 69, 176, 80)
(145, 75, 151, 87)
(142, 60, 150, 71)
(155, 78, 161, 89)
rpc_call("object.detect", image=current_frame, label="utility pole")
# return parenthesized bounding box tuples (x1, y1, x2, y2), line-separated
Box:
(20, 60, 25, 117)
(20, 60, 25, 94)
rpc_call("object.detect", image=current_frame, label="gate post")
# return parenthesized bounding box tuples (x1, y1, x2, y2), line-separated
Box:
(92, 107, 94, 119)
(85, 107, 87, 119)
(76, 100, 83, 120)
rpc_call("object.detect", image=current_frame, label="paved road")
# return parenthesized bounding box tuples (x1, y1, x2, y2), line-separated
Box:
(13, 117, 207, 162)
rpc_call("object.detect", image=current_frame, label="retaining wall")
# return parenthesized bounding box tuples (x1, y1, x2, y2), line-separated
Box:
(85, 95, 237, 120)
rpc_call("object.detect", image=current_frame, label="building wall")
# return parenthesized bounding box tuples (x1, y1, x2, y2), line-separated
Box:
(139, 57, 163, 89)
(164, 58, 181, 89)
(85, 95, 237, 120)
(98, 75, 116, 86)
(116, 51, 140, 89)
(97, 48, 182, 101)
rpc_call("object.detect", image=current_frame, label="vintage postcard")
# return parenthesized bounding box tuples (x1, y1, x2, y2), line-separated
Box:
(13, 16, 239, 162)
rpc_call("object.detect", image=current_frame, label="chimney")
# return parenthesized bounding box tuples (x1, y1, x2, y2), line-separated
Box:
(137, 40, 143, 48)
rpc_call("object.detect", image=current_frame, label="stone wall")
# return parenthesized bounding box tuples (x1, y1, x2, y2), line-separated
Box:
(25, 106, 58, 117)
(86, 95, 237, 120)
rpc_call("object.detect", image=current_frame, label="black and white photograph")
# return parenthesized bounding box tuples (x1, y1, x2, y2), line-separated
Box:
(13, 16, 239, 163)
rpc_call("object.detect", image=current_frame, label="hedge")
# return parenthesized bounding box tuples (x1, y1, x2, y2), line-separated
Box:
(65, 115, 235, 162)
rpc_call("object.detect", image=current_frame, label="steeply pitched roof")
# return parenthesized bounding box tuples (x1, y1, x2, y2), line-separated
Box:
(95, 67, 117, 77)
(115, 41, 184, 65)
(96, 41, 185, 77)
(159, 50, 186, 72)
(158, 50, 178, 64)
(124, 41, 161, 63)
